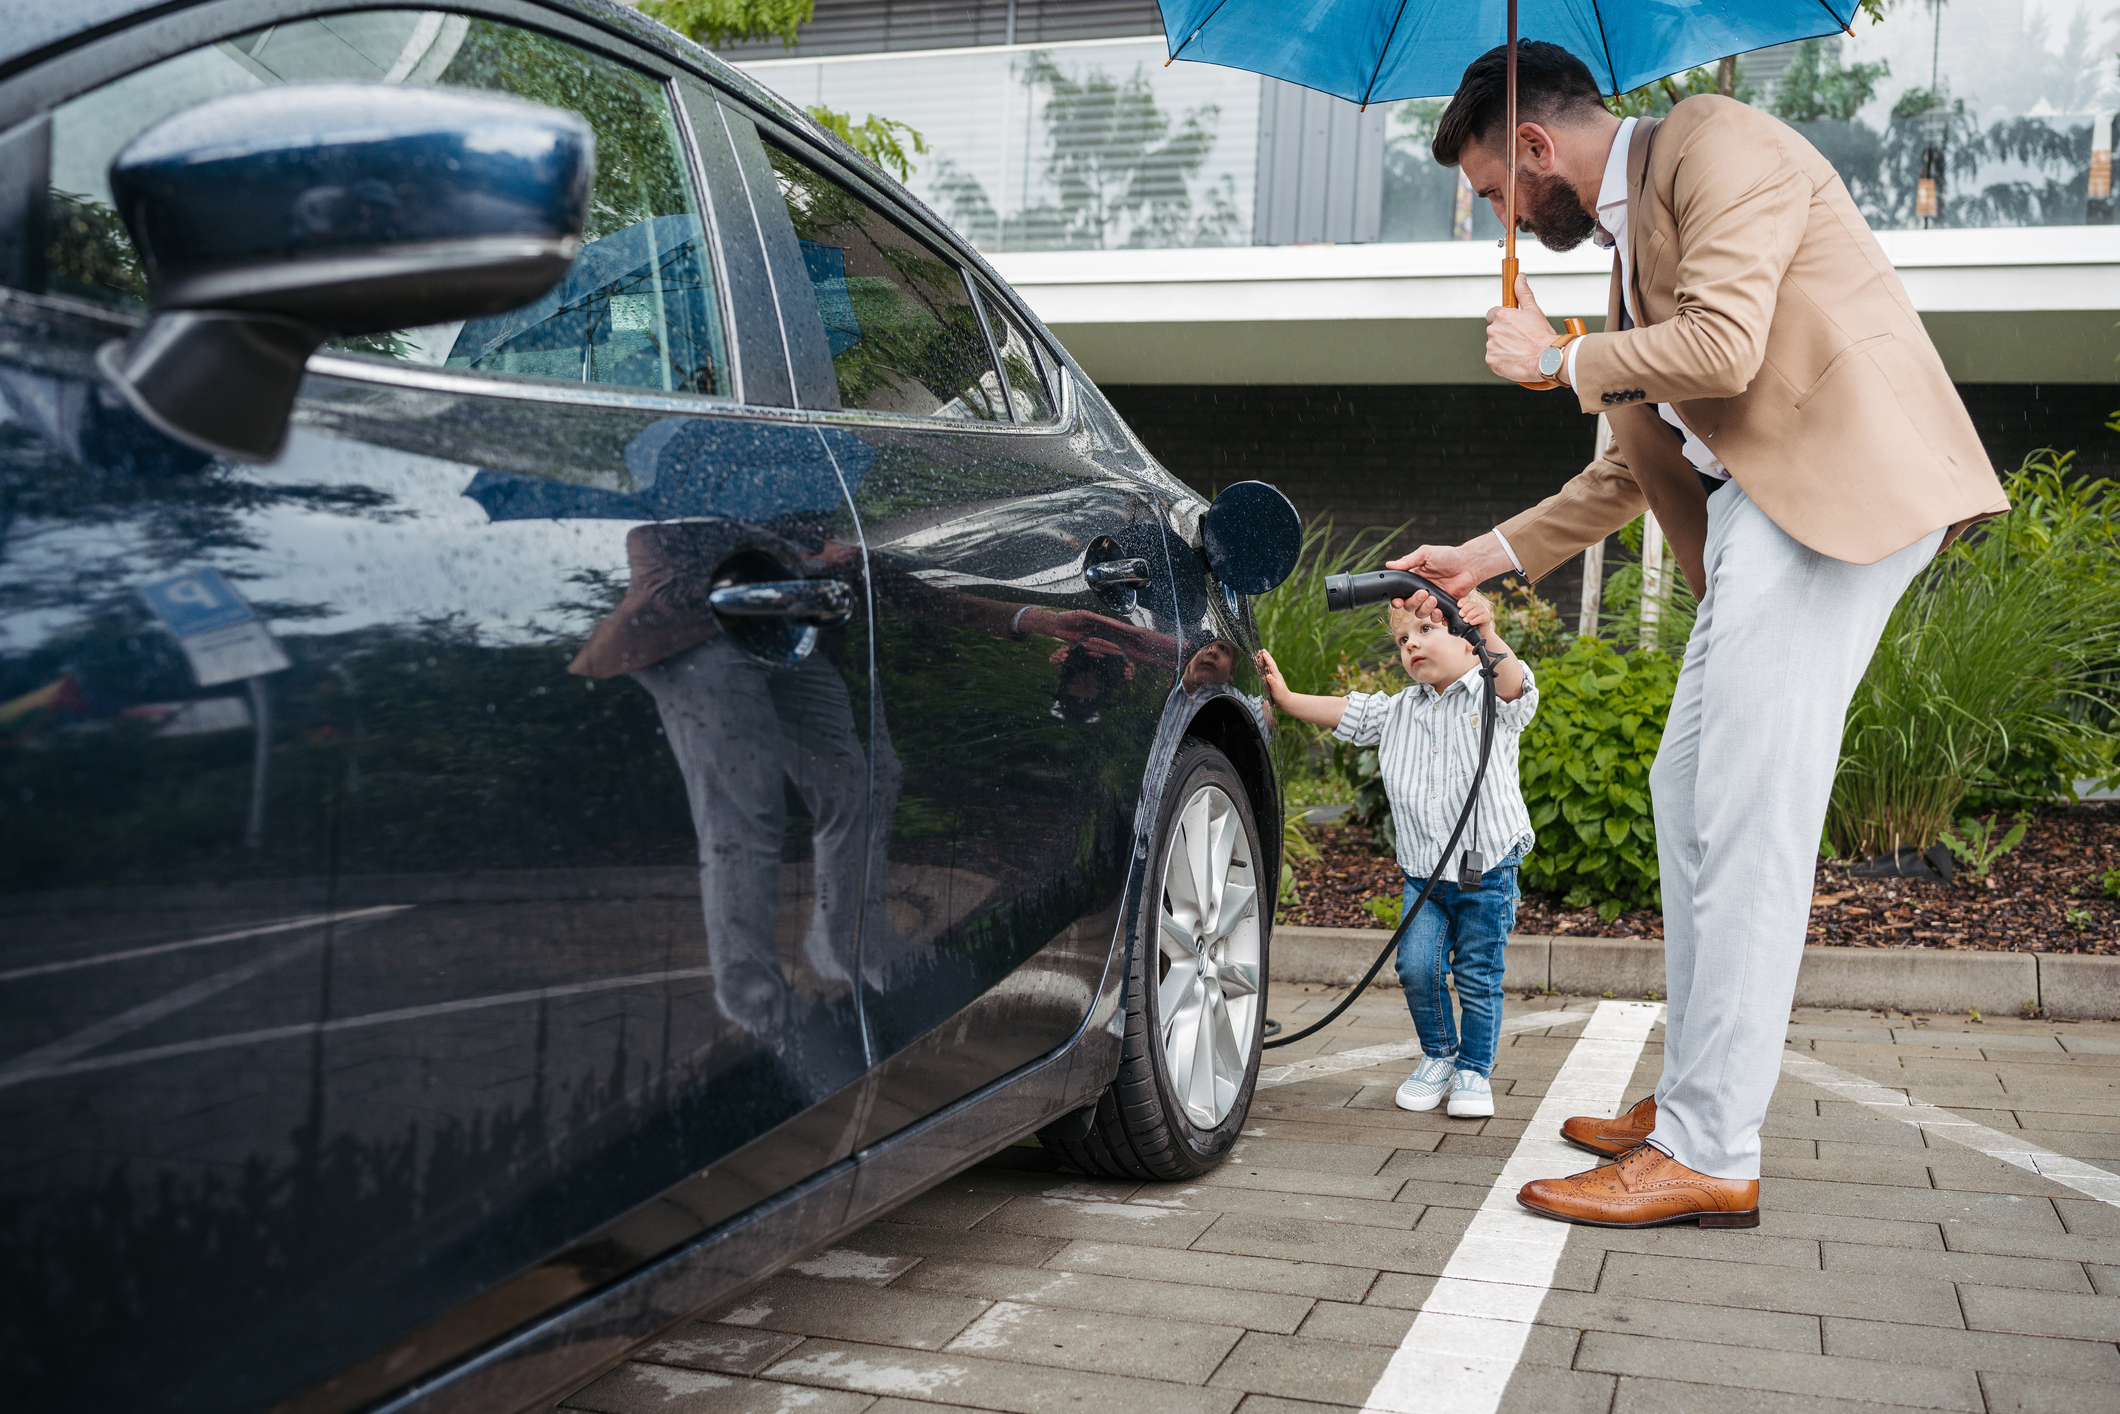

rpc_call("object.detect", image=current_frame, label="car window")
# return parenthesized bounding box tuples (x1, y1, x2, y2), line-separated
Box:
(39, 10, 730, 398)
(761, 142, 1005, 421)
(973, 282, 1055, 423)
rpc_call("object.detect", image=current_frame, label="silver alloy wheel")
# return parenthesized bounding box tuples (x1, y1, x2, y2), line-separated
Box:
(1156, 783, 1263, 1128)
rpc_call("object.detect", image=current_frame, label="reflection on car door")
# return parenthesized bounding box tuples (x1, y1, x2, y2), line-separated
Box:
(732, 116, 1186, 1139)
(0, 12, 871, 1412)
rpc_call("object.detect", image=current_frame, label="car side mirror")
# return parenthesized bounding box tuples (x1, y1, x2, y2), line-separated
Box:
(1202, 480, 1302, 596)
(98, 83, 594, 462)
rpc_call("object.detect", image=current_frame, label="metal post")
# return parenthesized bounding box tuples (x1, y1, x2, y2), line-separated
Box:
(1639, 512, 1664, 649)
(2090, 113, 2113, 224)
(246, 675, 271, 850)
(1578, 539, 1604, 638)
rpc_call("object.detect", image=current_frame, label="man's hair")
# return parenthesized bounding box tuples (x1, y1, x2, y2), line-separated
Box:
(1432, 40, 1607, 167)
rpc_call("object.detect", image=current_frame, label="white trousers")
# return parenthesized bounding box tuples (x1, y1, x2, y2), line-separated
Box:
(1648, 483, 1942, 1180)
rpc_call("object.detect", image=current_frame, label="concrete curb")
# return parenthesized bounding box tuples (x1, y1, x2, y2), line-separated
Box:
(1271, 925, 2120, 1019)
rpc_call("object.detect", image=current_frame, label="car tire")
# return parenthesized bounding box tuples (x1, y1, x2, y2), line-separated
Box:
(1041, 740, 1267, 1179)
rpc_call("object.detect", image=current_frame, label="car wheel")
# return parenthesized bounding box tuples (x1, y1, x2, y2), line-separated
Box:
(1042, 740, 1266, 1179)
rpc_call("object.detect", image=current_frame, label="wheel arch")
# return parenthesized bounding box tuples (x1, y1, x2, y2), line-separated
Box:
(1179, 693, 1281, 890)
(1063, 684, 1279, 1103)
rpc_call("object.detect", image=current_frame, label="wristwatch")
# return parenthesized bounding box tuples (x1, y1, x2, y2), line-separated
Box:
(1538, 330, 1584, 383)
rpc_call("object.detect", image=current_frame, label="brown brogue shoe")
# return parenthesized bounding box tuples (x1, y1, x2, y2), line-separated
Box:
(1559, 1093, 1657, 1159)
(1517, 1143, 1760, 1229)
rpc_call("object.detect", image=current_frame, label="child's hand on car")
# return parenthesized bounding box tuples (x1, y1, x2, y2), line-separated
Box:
(1255, 648, 1346, 729)
(1255, 649, 1288, 700)
(1458, 593, 1493, 634)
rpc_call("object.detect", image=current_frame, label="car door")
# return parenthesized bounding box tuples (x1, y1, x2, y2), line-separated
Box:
(713, 100, 1189, 1141)
(0, 9, 874, 1411)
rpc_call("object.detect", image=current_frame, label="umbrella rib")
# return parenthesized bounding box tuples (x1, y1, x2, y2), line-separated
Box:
(1589, 1, 1620, 98)
(1812, 0, 1858, 38)
(1165, 0, 1239, 66)
(1358, 0, 1415, 110)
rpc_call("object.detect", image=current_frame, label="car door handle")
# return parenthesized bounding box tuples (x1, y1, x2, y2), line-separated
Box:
(709, 579, 853, 624)
(1083, 557, 1152, 589)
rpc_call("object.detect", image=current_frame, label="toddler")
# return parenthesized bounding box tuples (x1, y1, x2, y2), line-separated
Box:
(1258, 591, 1538, 1117)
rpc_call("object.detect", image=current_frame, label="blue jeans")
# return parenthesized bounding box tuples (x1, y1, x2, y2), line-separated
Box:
(1396, 853, 1520, 1078)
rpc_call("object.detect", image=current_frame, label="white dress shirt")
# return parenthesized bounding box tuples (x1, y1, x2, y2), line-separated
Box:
(1492, 118, 1732, 576)
(1333, 665, 1539, 879)
(1567, 116, 1727, 477)
(1493, 119, 1729, 577)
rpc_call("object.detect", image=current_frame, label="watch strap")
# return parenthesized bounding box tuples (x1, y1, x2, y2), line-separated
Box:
(1543, 329, 1584, 379)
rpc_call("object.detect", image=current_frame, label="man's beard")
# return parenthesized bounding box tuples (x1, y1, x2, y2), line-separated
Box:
(1516, 165, 1597, 252)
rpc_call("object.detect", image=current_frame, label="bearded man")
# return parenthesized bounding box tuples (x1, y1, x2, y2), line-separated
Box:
(1392, 41, 2008, 1228)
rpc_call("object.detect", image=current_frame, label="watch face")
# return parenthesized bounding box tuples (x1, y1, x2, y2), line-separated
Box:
(1540, 346, 1563, 377)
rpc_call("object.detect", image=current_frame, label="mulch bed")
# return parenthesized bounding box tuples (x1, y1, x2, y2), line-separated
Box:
(1281, 802, 2120, 955)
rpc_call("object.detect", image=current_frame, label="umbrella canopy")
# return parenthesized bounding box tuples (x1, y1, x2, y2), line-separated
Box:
(1161, 0, 1859, 387)
(1158, 0, 1860, 107)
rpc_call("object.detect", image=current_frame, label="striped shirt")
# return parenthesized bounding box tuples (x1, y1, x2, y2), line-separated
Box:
(1334, 665, 1540, 879)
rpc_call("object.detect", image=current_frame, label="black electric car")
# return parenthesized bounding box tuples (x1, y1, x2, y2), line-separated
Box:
(0, 3, 1298, 1411)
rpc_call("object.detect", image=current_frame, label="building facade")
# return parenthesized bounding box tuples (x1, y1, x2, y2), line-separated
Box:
(724, 0, 2120, 602)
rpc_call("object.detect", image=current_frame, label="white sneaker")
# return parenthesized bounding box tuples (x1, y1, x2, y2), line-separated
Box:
(1446, 1070, 1494, 1118)
(1395, 1054, 1457, 1112)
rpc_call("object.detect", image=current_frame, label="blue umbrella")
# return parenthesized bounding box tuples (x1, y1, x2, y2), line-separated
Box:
(1160, 0, 1859, 382)
(1159, 0, 1859, 108)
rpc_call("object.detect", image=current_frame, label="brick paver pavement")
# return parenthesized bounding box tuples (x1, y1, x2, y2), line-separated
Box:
(560, 991, 2120, 1414)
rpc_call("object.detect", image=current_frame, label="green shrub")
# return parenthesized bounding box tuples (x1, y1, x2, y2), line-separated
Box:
(1827, 453, 2120, 858)
(1599, 515, 1698, 657)
(1938, 813, 2028, 879)
(1519, 637, 1679, 919)
(1965, 458, 2120, 805)
(1253, 516, 1407, 799)
(1278, 815, 1320, 909)
(1491, 580, 1576, 665)
(1253, 517, 1405, 698)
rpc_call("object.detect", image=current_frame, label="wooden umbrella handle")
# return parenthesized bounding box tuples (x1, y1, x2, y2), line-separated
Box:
(1511, 283, 1588, 393)
(1498, 0, 1585, 391)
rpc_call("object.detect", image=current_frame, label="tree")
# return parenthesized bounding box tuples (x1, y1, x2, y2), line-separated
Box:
(803, 108, 929, 184)
(638, 0, 926, 182)
(638, 0, 812, 50)
(1607, 64, 1754, 118)
(1607, 0, 1906, 120)
(1771, 39, 1890, 123)
(1012, 52, 1231, 250)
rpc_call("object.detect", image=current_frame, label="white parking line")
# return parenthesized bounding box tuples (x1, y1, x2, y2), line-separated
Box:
(1362, 999, 1664, 1414)
(0, 906, 412, 984)
(0, 966, 717, 1090)
(1781, 1049, 2120, 1209)
(1258, 1009, 1591, 1091)
(0, 908, 408, 1088)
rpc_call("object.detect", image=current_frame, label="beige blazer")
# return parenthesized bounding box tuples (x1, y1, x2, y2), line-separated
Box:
(1497, 97, 2009, 596)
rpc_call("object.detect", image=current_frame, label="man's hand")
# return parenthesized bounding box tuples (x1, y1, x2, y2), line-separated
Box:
(1385, 538, 1506, 598)
(1052, 637, 1137, 678)
(809, 537, 863, 568)
(1385, 536, 1517, 623)
(1021, 607, 1128, 643)
(1486, 274, 1560, 385)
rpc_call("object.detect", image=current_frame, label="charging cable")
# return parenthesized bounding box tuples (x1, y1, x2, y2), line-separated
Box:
(1262, 573, 1502, 1051)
